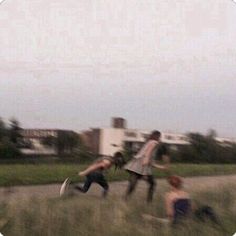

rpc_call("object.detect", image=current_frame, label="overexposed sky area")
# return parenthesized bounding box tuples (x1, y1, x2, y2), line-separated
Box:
(0, 0, 236, 137)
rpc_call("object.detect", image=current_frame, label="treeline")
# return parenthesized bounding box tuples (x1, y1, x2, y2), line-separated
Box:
(0, 118, 22, 158)
(1, 116, 236, 164)
(0, 117, 94, 162)
(171, 131, 236, 163)
(42, 131, 94, 161)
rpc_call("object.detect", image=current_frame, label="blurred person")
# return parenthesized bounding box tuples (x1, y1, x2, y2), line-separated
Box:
(143, 176, 223, 228)
(124, 130, 169, 202)
(165, 175, 191, 224)
(74, 152, 125, 197)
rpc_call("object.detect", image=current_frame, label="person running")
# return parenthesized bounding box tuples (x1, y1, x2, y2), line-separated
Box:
(74, 152, 125, 197)
(124, 130, 169, 202)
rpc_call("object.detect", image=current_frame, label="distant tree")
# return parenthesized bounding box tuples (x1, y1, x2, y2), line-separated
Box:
(172, 130, 236, 164)
(0, 117, 7, 141)
(56, 131, 80, 156)
(0, 139, 20, 158)
(9, 118, 22, 146)
(0, 117, 21, 158)
(207, 129, 217, 139)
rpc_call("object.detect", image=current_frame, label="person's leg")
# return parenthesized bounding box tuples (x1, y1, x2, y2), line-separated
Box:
(125, 172, 141, 200)
(75, 174, 93, 193)
(96, 174, 109, 198)
(146, 175, 156, 202)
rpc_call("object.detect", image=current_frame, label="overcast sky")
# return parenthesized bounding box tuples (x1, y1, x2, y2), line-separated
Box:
(0, 0, 236, 137)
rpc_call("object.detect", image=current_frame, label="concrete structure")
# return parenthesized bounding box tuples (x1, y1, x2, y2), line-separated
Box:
(20, 129, 76, 155)
(20, 120, 236, 157)
(215, 137, 236, 147)
(81, 118, 190, 157)
(111, 117, 127, 129)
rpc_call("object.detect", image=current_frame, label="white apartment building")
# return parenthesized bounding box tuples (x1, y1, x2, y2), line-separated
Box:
(97, 128, 189, 157)
(82, 118, 236, 157)
(81, 118, 190, 157)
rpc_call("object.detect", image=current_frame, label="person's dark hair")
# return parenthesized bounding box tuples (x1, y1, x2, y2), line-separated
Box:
(149, 130, 161, 140)
(113, 152, 126, 170)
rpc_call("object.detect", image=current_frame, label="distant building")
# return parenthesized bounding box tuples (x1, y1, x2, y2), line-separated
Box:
(112, 117, 127, 129)
(21, 121, 236, 157)
(215, 137, 236, 147)
(81, 118, 189, 157)
(20, 129, 77, 155)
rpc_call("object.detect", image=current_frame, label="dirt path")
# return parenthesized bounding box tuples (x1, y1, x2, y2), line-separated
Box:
(0, 175, 236, 203)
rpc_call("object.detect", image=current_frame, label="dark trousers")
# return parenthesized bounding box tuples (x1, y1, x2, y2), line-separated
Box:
(125, 171, 156, 202)
(75, 172, 109, 197)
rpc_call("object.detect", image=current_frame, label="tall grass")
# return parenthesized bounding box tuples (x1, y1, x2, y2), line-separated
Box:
(0, 183, 235, 236)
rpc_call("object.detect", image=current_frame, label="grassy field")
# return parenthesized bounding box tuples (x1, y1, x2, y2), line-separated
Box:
(0, 164, 236, 186)
(0, 182, 235, 235)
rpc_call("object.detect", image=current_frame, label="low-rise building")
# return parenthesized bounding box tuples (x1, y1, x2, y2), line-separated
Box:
(20, 129, 77, 155)
(215, 137, 236, 147)
(81, 118, 190, 157)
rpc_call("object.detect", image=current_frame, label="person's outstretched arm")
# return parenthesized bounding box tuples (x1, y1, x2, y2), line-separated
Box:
(79, 159, 112, 176)
(152, 154, 170, 170)
(152, 163, 167, 170)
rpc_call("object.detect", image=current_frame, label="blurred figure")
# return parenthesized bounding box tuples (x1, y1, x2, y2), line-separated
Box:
(75, 152, 125, 197)
(124, 130, 169, 202)
(143, 175, 191, 225)
(165, 176, 191, 224)
(143, 176, 222, 228)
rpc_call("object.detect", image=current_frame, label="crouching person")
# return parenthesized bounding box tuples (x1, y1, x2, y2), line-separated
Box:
(143, 176, 222, 228)
(143, 176, 191, 226)
(75, 152, 125, 198)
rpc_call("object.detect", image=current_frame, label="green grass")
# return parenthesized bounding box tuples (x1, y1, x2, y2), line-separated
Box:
(0, 182, 235, 236)
(0, 164, 236, 186)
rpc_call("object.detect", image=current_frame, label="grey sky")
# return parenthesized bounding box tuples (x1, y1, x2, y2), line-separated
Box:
(0, 0, 236, 137)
